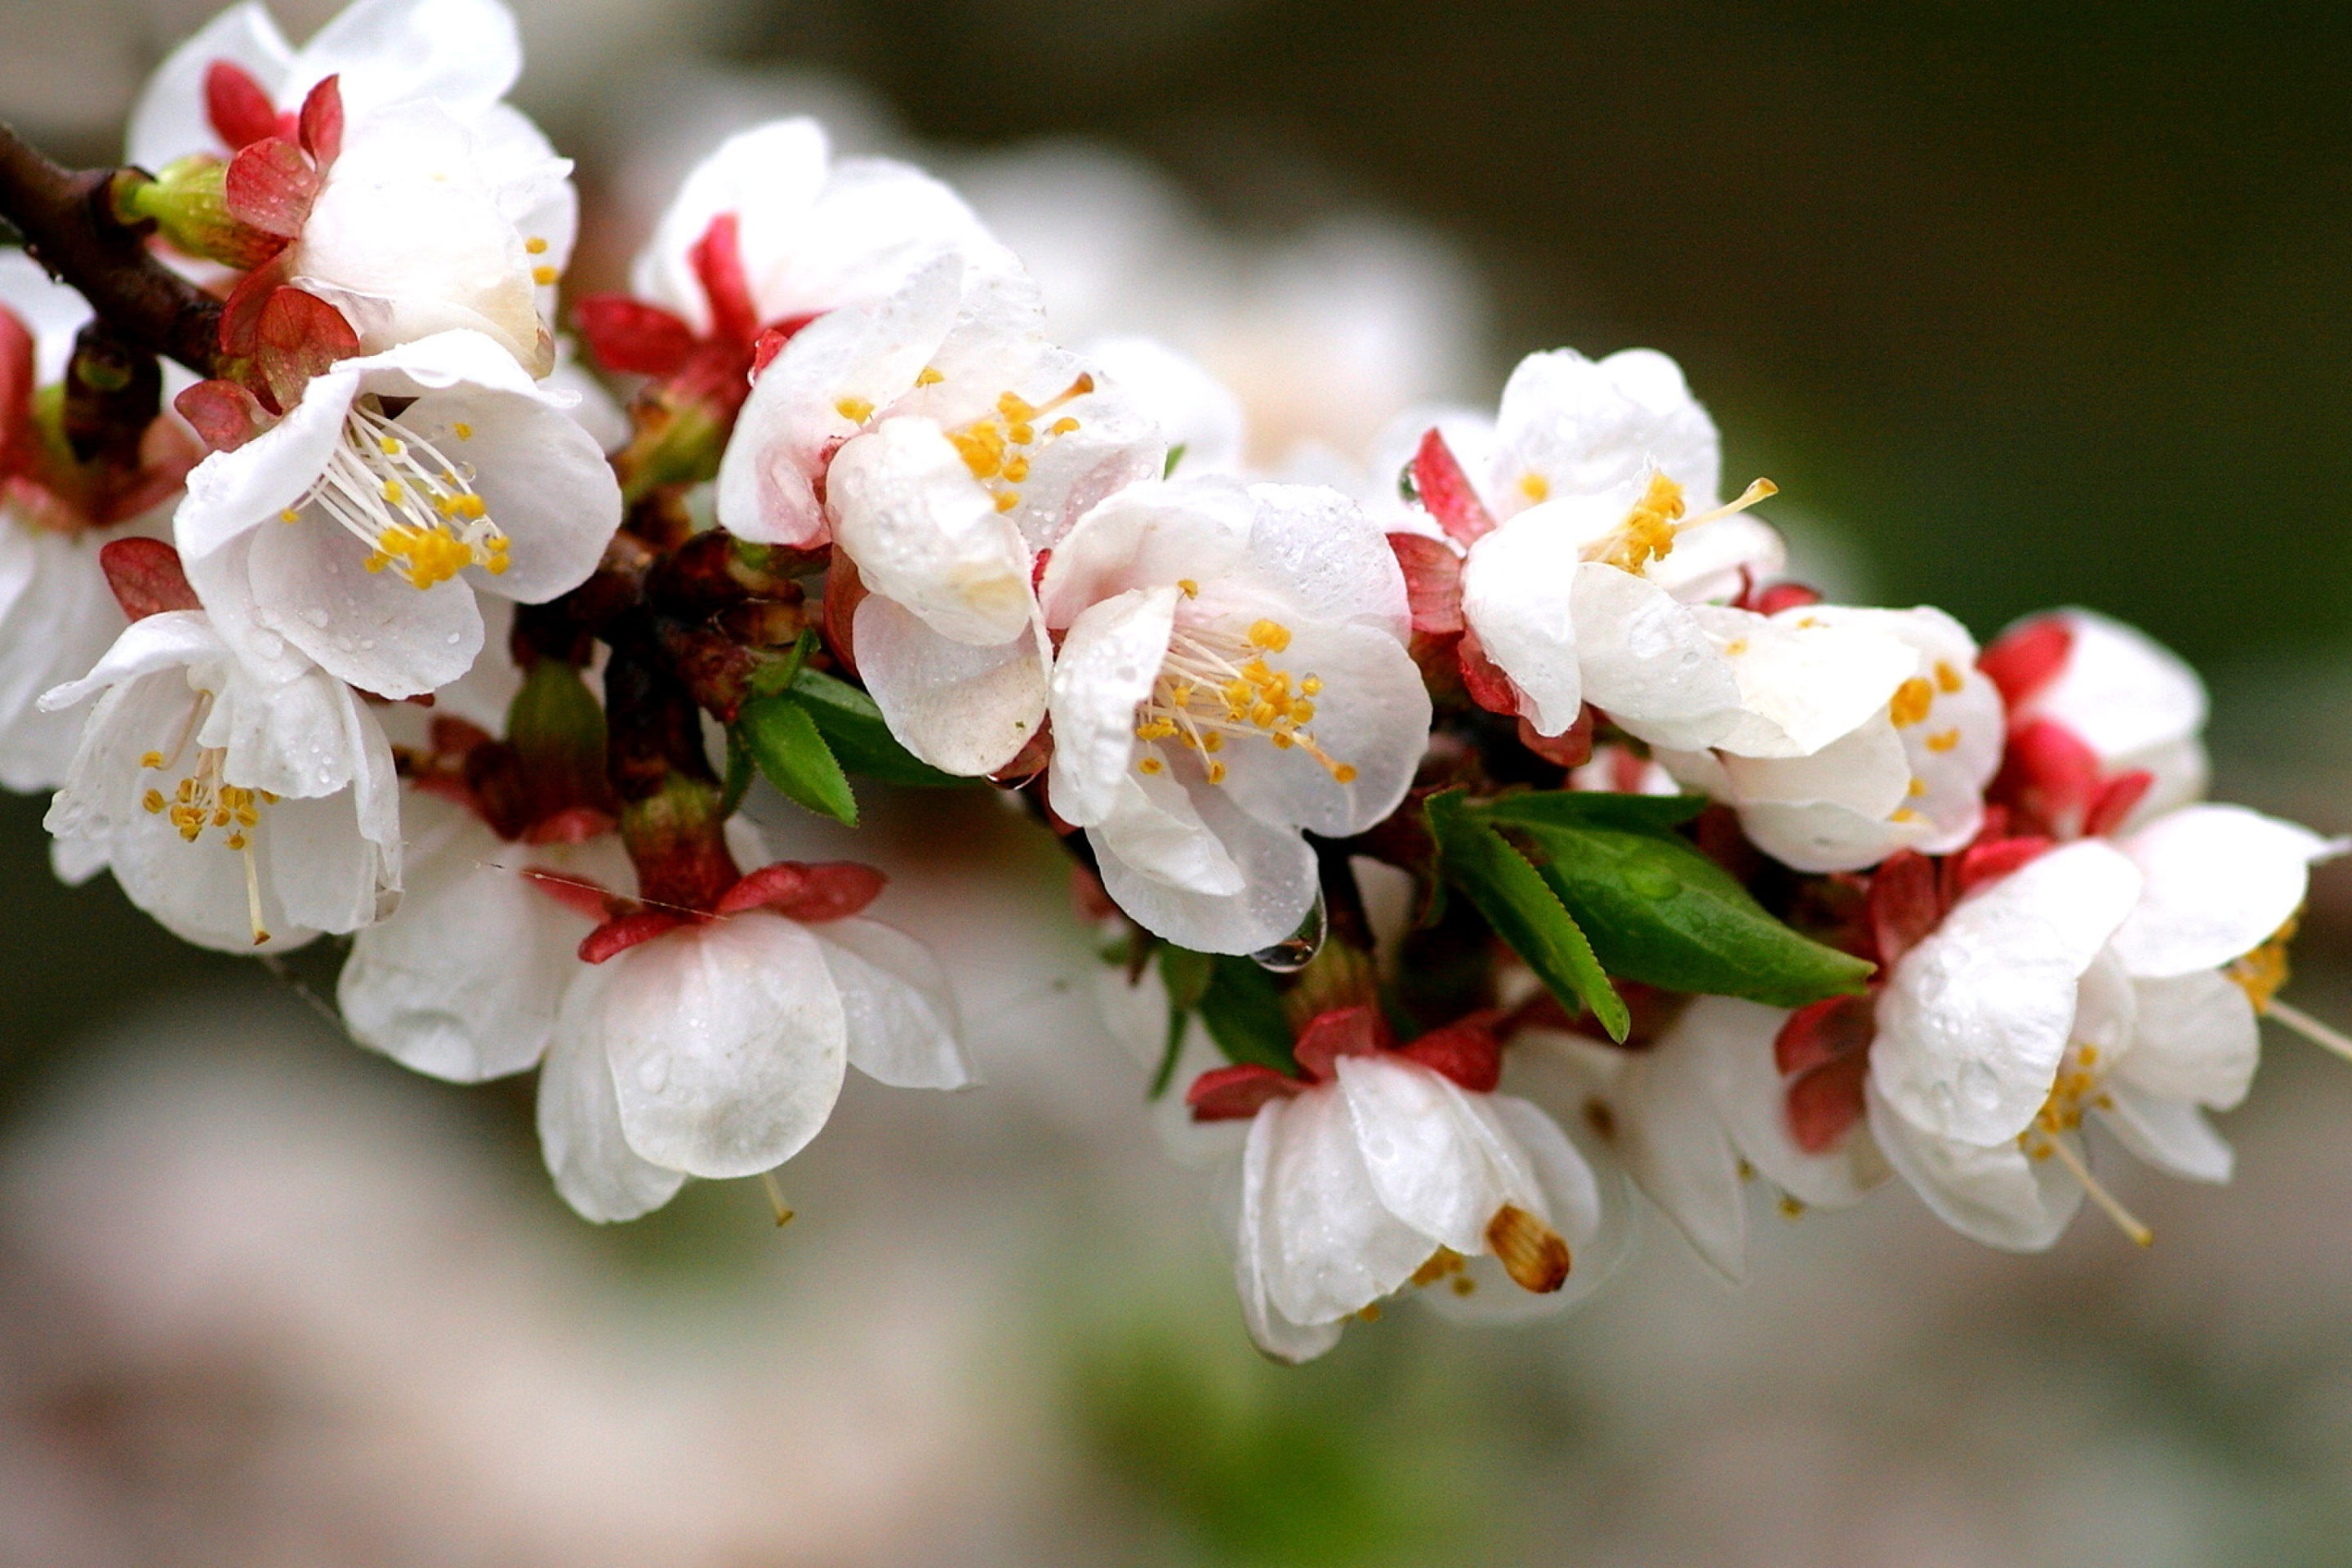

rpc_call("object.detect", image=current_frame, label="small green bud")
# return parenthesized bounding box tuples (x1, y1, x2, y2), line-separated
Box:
(120, 158, 283, 270)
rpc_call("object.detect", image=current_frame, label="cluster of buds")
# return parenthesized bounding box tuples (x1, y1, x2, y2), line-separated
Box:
(0, 0, 2340, 1361)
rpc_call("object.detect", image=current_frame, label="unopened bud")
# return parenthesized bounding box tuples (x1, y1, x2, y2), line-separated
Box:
(507, 657, 615, 824)
(118, 158, 283, 271)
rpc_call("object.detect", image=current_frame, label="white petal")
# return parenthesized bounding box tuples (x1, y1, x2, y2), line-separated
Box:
(175, 368, 360, 563)
(602, 913, 849, 1178)
(1255, 1085, 1434, 1327)
(715, 252, 965, 548)
(2110, 804, 2334, 978)
(405, 387, 620, 604)
(537, 969, 687, 1223)
(1699, 603, 1922, 760)
(1867, 1078, 2081, 1251)
(1335, 1054, 1540, 1256)
(635, 119, 831, 326)
(1034, 475, 1254, 628)
(293, 0, 521, 122)
(1237, 483, 1411, 639)
(2027, 608, 2207, 770)
(852, 594, 1047, 777)
(1609, 1026, 1748, 1282)
(815, 917, 974, 1090)
(1871, 839, 2143, 1145)
(1231, 1103, 1351, 1362)
(337, 797, 601, 1081)
(125, 2, 293, 169)
(1679, 994, 1885, 1209)
(1090, 767, 1317, 954)
(2094, 1085, 2234, 1183)
(1459, 518, 1583, 735)
(0, 250, 95, 378)
(1208, 619, 1430, 840)
(243, 511, 485, 698)
(1089, 765, 1245, 895)
(1571, 563, 1744, 751)
(1489, 347, 1719, 519)
(831, 417, 1038, 645)
(0, 529, 127, 792)
(2115, 969, 2258, 1111)
(1045, 586, 1178, 826)
(1417, 1094, 1625, 1322)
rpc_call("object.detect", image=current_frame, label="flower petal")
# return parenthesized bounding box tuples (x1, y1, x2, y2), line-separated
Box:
(1208, 619, 1430, 840)
(1570, 563, 1744, 751)
(2094, 1084, 2234, 1183)
(830, 416, 1038, 645)
(1458, 514, 1584, 735)
(1867, 1077, 2082, 1251)
(537, 968, 688, 1223)
(2115, 969, 2259, 1111)
(126, 1, 293, 170)
(401, 385, 621, 604)
(1231, 1101, 1352, 1362)
(1255, 1085, 1435, 1327)
(815, 916, 974, 1089)
(1870, 838, 2143, 1145)
(241, 510, 486, 697)
(1334, 1054, 1542, 1257)
(1046, 586, 1178, 826)
(1090, 766, 1316, 954)
(602, 912, 849, 1178)
(2109, 804, 2336, 978)
(852, 593, 1047, 776)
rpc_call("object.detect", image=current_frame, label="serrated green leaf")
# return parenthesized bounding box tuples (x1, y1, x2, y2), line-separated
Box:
(1196, 954, 1299, 1074)
(1425, 789, 1628, 1040)
(738, 693, 858, 825)
(787, 666, 971, 788)
(746, 629, 816, 700)
(719, 724, 755, 817)
(1472, 789, 1707, 834)
(1506, 819, 1874, 1007)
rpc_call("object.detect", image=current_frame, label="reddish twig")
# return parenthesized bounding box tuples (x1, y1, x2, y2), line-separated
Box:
(0, 123, 224, 377)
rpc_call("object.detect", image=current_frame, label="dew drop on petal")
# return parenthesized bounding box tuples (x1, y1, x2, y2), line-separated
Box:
(635, 1054, 669, 1093)
(1251, 889, 1327, 973)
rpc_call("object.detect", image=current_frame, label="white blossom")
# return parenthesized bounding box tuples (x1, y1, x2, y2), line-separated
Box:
(40, 608, 399, 951)
(176, 329, 621, 699)
(1037, 477, 1429, 954)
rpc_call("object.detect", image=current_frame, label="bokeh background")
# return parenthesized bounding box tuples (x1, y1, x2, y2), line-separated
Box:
(4, 2, 2352, 1562)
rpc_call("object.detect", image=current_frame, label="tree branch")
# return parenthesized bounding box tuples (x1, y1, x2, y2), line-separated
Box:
(0, 123, 223, 378)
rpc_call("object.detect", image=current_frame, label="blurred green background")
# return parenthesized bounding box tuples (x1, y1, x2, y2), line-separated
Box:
(3, 2, 2352, 1564)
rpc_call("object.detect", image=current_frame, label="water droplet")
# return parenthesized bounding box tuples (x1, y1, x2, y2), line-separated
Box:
(445, 632, 462, 644)
(1251, 889, 1327, 973)
(635, 1054, 669, 1093)
(1627, 865, 1679, 899)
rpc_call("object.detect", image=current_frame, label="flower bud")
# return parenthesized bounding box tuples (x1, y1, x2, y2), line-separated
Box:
(116, 158, 283, 271)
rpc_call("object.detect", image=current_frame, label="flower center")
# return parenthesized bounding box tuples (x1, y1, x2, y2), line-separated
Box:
(939, 375, 1092, 515)
(1586, 472, 1778, 574)
(284, 399, 510, 590)
(1129, 611, 1356, 787)
(136, 700, 278, 945)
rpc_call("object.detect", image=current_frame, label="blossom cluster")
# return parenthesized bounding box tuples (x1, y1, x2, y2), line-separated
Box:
(0, 0, 2339, 1361)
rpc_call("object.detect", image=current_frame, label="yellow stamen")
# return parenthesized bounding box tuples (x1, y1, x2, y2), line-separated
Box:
(835, 396, 875, 424)
(532, 265, 559, 287)
(1925, 728, 1961, 753)
(1890, 676, 1935, 727)
(1935, 659, 1965, 693)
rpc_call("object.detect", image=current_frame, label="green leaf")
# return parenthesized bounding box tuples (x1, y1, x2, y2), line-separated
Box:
(1505, 819, 1874, 1008)
(1425, 789, 1628, 1040)
(746, 628, 816, 701)
(737, 693, 858, 825)
(719, 724, 755, 817)
(787, 666, 971, 788)
(1472, 789, 1707, 834)
(1163, 442, 1188, 479)
(1196, 954, 1299, 1074)
(1152, 945, 1216, 1098)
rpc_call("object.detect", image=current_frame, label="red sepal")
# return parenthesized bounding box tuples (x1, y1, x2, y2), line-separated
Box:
(714, 859, 887, 923)
(1979, 616, 2073, 711)
(0, 306, 33, 469)
(1750, 581, 1824, 616)
(1294, 1004, 1388, 1082)
(1455, 626, 1520, 716)
(296, 75, 343, 164)
(572, 296, 697, 377)
(1386, 531, 1465, 635)
(1865, 849, 1941, 968)
(98, 537, 200, 621)
(689, 213, 760, 348)
(173, 378, 271, 452)
(1949, 834, 2052, 899)
(1409, 426, 1496, 546)
(217, 251, 294, 362)
(1785, 1051, 1869, 1154)
(822, 551, 866, 675)
(225, 135, 323, 238)
(1398, 1009, 1506, 1093)
(1186, 1063, 1306, 1122)
(203, 60, 281, 151)
(1774, 991, 1877, 1076)
(255, 287, 359, 412)
(2082, 769, 2154, 839)
(1518, 708, 1592, 769)
(578, 908, 684, 963)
